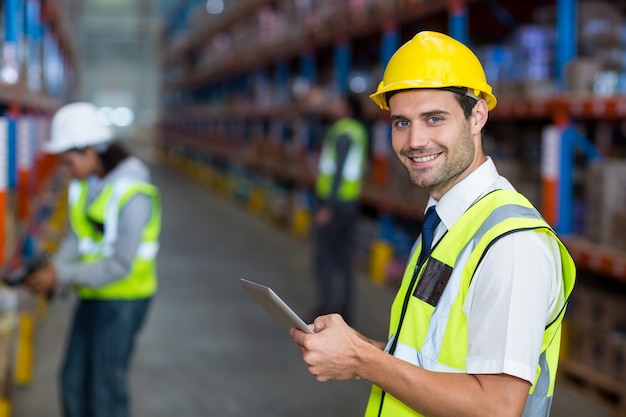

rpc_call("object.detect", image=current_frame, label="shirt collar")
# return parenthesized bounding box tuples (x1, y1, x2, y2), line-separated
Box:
(425, 157, 501, 231)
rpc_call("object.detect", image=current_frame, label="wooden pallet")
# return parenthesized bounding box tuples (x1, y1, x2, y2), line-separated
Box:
(558, 359, 626, 417)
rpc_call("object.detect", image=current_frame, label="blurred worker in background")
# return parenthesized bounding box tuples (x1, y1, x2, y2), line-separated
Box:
(311, 93, 368, 323)
(26, 101, 161, 417)
(291, 31, 575, 417)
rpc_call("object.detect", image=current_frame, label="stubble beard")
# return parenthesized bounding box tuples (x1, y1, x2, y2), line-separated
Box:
(403, 124, 475, 190)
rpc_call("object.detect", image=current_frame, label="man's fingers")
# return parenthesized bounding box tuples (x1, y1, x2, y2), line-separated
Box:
(290, 327, 309, 347)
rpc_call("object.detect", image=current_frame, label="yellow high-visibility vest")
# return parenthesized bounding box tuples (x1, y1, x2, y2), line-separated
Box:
(315, 118, 367, 202)
(68, 178, 161, 299)
(365, 190, 576, 417)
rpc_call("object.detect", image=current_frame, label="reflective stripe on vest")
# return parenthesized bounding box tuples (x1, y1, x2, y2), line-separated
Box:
(315, 118, 367, 201)
(365, 190, 576, 417)
(68, 178, 161, 299)
(70, 179, 161, 260)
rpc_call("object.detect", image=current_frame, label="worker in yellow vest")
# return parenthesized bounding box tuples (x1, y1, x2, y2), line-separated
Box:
(291, 31, 575, 417)
(311, 93, 367, 323)
(26, 102, 161, 417)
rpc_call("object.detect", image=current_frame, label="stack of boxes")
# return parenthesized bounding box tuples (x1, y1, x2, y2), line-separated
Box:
(567, 280, 626, 385)
(476, 0, 626, 99)
(575, 1, 625, 96)
(476, 22, 556, 101)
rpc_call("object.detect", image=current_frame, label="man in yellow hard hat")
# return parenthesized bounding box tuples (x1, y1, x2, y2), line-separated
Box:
(291, 31, 575, 417)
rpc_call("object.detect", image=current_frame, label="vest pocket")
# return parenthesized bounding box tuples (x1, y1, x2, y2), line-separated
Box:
(413, 258, 453, 307)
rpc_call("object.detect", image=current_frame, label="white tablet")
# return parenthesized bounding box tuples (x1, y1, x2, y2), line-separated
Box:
(240, 278, 313, 334)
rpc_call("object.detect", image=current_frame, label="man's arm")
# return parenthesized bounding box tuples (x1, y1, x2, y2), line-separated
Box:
(291, 314, 529, 417)
(290, 225, 559, 417)
(25, 193, 153, 293)
(54, 229, 79, 263)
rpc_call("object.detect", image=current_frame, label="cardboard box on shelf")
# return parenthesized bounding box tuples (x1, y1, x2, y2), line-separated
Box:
(585, 160, 626, 249)
(565, 58, 601, 95)
(579, 1, 623, 50)
(569, 284, 612, 332)
(567, 281, 626, 379)
(521, 78, 555, 99)
(576, 333, 625, 382)
(610, 211, 626, 251)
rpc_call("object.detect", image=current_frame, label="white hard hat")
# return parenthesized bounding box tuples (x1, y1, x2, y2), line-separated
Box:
(43, 102, 113, 154)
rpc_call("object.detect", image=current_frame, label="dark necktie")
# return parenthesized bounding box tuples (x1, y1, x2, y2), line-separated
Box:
(418, 206, 441, 266)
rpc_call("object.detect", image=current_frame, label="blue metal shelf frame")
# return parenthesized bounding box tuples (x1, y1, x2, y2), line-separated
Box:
(448, 0, 469, 45)
(552, 0, 603, 235)
(334, 41, 351, 94)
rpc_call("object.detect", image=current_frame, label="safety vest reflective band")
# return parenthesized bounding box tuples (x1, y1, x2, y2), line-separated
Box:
(315, 117, 367, 201)
(365, 190, 576, 417)
(68, 178, 161, 299)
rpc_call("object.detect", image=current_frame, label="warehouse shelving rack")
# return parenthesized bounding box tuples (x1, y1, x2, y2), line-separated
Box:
(158, 1, 626, 413)
(491, 95, 626, 283)
(0, 0, 75, 414)
(159, 0, 626, 280)
(0, 0, 74, 265)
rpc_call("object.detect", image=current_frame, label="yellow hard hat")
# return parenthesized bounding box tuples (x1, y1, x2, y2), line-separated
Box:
(370, 31, 497, 111)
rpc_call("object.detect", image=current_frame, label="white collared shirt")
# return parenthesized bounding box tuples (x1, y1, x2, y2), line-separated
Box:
(422, 157, 564, 384)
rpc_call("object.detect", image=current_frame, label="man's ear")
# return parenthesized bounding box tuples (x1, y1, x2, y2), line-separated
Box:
(471, 99, 489, 134)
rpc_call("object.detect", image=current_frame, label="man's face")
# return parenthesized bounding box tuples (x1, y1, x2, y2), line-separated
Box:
(388, 89, 487, 200)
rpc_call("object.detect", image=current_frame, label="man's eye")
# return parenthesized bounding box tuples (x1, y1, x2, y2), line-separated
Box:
(428, 116, 442, 123)
(394, 120, 409, 128)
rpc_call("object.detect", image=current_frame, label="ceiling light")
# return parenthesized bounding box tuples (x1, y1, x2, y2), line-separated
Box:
(206, 0, 224, 14)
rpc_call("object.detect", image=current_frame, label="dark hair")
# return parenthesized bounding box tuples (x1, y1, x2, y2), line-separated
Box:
(452, 93, 478, 119)
(97, 142, 131, 175)
(385, 88, 477, 119)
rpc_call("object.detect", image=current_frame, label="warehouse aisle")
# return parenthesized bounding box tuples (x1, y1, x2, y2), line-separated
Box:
(12, 149, 611, 417)
(12, 149, 394, 417)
